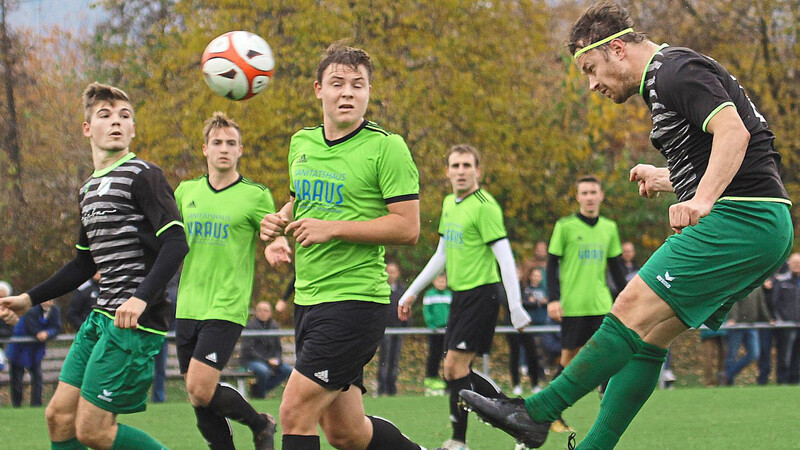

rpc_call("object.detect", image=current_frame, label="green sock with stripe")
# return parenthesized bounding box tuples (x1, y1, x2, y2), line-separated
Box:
(576, 342, 669, 449)
(524, 314, 644, 423)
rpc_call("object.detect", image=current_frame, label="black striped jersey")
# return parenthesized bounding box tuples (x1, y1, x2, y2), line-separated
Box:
(641, 45, 789, 203)
(76, 153, 183, 332)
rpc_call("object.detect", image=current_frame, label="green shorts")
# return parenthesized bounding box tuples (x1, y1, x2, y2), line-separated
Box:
(638, 200, 792, 330)
(60, 310, 165, 414)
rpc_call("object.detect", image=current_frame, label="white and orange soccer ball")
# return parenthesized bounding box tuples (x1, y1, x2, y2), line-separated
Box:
(201, 31, 275, 101)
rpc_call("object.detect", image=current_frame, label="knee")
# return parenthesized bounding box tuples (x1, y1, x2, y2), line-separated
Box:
(186, 378, 214, 407)
(74, 418, 112, 448)
(45, 402, 73, 430)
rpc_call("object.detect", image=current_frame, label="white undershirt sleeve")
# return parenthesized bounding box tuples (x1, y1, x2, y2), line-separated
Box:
(399, 237, 447, 305)
(491, 238, 531, 329)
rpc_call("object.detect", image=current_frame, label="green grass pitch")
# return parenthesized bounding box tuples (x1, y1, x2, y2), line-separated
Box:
(0, 386, 793, 449)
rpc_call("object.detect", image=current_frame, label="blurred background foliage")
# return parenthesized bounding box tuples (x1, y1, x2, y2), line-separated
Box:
(1, 0, 798, 307)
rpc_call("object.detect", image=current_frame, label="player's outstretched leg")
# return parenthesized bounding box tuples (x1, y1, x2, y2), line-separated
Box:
(459, 314, 643, 448)
(575, 342, 667, 449)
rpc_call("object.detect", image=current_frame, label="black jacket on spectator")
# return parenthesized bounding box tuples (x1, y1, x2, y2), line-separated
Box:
(241, 317, 282, 365)
(771, 272, 800, 322)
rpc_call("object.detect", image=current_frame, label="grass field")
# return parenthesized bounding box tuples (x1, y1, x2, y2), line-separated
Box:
(0, 385, 796, 449)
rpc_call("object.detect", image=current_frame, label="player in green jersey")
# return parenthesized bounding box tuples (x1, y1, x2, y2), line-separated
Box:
(174, 112, 276, 450)
(260, 42, 424, 450)
(0, 83, 188, 450)
(460, 2, 793, 448)
(399, 144, 531, 450)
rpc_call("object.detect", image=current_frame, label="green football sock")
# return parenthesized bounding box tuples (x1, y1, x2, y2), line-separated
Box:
(111, 424, 167, 450)
(525, 314, 643, 423)
(576, 342, 668, 449)
(51, 437, 87, 450)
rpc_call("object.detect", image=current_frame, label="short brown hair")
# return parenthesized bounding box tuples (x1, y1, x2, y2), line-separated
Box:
(203, 111, 241, 145)
(568, 1, 647, 57)
(82, 82, 132, 122)
(446, 144, 481, 168)
(316, 41, 373, 84)
(576, 175, 602, 187)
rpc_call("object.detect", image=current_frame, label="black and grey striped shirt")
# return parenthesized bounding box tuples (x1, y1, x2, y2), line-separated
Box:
(641, 46, 789, 203)
(77, 153, 182, 330)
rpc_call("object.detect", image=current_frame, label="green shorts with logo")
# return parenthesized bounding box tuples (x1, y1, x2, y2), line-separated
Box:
(638, 200, 793, 330)
(60, 310, 165, 414)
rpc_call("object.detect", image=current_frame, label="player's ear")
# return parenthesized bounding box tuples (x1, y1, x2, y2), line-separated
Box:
(131, 122, 136, 138)
(314, 80, 322, 99)
(609, 39, 625, 59)
(82, 122, 91, 137)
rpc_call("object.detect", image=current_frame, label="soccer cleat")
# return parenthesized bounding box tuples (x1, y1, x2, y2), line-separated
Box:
(253, 413, 277, 450)
(550, 416, 574, 433)
(458, 390, 550, 448)
(512, 385, 524, 396)
(435, 438, 469, 450)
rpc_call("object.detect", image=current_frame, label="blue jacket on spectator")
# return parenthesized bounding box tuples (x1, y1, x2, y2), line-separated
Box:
(6, 304, 62, 368)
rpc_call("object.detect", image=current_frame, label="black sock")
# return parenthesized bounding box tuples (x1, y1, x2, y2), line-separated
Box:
(469, 370, 507, 399)
(366, 415, 421, 450)
(282, 434, 320, 450)
(207, 383, 268, 432)
(446, 375, 472, 442)
(193, 405, 234, 450)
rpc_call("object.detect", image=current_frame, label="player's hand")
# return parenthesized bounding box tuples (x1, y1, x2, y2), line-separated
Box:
(36, 331, 49, 342)
(114, 297, 147, 329)
(547, 301, 563, 323)
(285, 218, 335, 248)
(0, 294, 32, 324)
(275, 299, 288, 314)
(265, 238, 292, 267)
(668, 198, 713, 234)
(398, 295, 415, 321)
(630, 164, 671, 198)
(260, 210, 290, 243)
(0, 306, 19, 326)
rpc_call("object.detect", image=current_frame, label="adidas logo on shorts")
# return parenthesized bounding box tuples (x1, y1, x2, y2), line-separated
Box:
(456, 341, 468, 350)
(205, 352, 218, 363)
(314, 370, 329, 383)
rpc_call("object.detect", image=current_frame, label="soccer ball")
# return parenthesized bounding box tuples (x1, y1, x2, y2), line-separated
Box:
(201, 31, 275, 101)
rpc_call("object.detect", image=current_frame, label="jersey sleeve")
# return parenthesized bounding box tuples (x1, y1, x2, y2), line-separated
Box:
(250, 187, 276, 229)
(656, 56, 734, 133)
(377, 134, 420, 203)
(607, 221, 622, 258)
(132, 164, 184, 237)
(76, 222, 90, 251)
(437, 196, 449, 236)
(548, 221, 565, 257)
(477, 199, 507, 244)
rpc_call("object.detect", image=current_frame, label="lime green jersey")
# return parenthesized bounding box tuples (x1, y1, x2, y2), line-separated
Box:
(438, 189, 507, 291)
(174, 175, 275, 325)
(548, 214, 622, 317)
(289, 121, 419, 306)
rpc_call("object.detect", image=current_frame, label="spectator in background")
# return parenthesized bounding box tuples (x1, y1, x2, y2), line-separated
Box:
(66, 271, 100, 331)
(377, 260, 408, 396)
(620, 241, 640, 282)
(758, 277, 778, 385)
(0, 281, 14, 385)
(508, 266, 547, 395)
(422, 272, 451, 396)
(6, 300, 62, 407)
(531, 241, 549, 290)
(241, 301, 292, 398)
(700, 328, 727, 387)
(724, 279, 772, 385)
(771, 253, 800, 384)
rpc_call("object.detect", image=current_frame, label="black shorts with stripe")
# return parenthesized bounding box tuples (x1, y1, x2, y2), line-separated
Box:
(175, 318, 244, 373)
(293, 300, 387, 393)
(444, 282, 503, 355)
